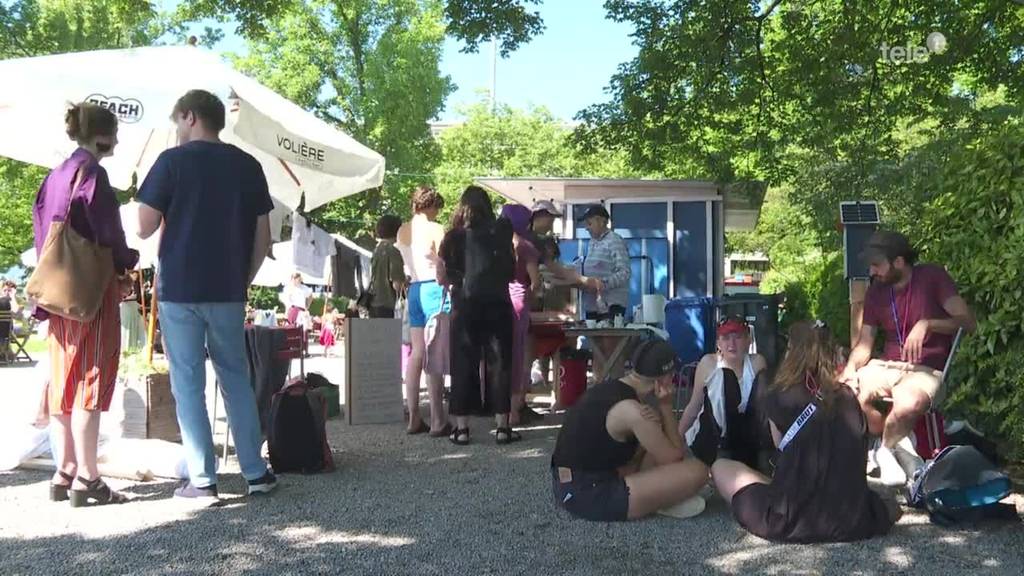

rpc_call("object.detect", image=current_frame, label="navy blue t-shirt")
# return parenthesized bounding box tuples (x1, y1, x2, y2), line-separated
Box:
(139, 141, 273, 303)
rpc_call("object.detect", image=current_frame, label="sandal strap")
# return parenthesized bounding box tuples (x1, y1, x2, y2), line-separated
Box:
(77, 477, 128, 504)
(56, 470, 75, 483)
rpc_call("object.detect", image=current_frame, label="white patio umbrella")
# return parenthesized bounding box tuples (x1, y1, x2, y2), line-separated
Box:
(0, 45, 385, 211)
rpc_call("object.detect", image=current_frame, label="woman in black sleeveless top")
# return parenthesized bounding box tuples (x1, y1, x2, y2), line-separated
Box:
(712, 321, 900, 542)
(551, 340, 709, 521)
(438, 186, 518, 445)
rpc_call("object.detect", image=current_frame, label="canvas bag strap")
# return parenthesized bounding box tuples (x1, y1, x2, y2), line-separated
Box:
(60, 167, 85, 222)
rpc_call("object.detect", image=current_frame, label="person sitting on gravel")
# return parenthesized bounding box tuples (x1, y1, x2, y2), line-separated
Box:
(678, 316, 771, 471)
(550, 340, 709, 521)
(711, 321, 900, 543)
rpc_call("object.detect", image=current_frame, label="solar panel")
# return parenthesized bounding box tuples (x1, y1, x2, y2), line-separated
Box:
(839, 201, 880, 224)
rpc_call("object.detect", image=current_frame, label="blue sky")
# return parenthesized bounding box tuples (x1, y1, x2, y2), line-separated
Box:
(438, 2, 638, 121)
(181, 1, 637, 122)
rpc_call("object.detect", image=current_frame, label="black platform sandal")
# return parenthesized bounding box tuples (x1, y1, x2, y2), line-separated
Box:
(69, 477, 130, 508)
(449, 427, 470, 446)
(495, 427, 522, 445)
(50, 471, 75, 502)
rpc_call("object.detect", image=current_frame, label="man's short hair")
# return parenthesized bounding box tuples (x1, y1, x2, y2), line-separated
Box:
(376, 214, 402, 239)
(861, 230, 918, 265)
(172, 89, 226, 132)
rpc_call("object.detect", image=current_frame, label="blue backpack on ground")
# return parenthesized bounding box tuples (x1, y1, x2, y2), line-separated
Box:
(908, 445, 1015, 526)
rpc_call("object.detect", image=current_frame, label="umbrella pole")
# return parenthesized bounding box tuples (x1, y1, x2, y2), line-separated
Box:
(138, 269, 147, 329)
(146, 273, 158, 365)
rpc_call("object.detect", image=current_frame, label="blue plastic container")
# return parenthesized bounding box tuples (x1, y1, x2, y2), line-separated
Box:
(664, 297, 715, 365)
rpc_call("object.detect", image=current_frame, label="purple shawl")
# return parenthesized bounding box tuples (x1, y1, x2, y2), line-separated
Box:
(32, 148, 138, 319)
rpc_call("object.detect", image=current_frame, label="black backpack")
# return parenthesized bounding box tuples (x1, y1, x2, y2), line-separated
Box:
(908, 445, 1016, 526)
(268, 376, 336, 474)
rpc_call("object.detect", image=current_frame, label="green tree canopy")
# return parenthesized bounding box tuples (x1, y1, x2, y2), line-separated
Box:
(228, 0, 453, 239)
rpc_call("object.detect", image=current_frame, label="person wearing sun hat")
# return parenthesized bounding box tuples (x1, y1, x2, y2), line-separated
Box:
(550, 339, 709, 521)
(678, 316, 770, 470)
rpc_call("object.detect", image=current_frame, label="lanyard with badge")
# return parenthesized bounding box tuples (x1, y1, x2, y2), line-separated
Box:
(776, 372, 823, 452)
(889, 277, 913, 351)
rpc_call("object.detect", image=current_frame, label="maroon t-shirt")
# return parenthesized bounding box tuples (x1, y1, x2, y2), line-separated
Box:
(862, 264, 959, 371)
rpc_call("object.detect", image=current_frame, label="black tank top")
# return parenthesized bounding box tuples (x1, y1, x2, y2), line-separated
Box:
(551, 379, 640, 471)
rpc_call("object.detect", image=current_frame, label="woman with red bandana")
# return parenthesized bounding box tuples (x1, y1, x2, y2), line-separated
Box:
(679, 316, 770, 469)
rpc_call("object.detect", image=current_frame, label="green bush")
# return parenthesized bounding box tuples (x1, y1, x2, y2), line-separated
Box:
(247, 286, 282, 312)
(309, 295, 350, 317)
(917, 118, 1024, 458)
(813, 252, 851, 348)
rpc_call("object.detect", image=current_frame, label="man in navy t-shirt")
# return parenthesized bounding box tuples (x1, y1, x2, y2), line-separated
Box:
(840, 231, 975, 487)
(138, 89, 277, 502)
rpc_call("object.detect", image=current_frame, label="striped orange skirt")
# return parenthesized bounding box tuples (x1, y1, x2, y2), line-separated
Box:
(47, 279, 121, 414)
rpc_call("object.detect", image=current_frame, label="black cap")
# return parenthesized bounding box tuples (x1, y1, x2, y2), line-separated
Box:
(860, 230, 917, 264)
(630, 340, 681, 378)
(577, 205, 609, 222)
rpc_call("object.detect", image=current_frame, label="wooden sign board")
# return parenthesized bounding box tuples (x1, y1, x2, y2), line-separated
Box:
(344, 318, 404, 425)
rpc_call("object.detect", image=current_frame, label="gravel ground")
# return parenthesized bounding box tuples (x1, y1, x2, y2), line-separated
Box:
(1, 361, 1022, 575)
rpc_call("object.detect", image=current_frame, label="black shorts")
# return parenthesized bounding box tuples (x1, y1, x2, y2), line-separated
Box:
(551, 466, 630, 522)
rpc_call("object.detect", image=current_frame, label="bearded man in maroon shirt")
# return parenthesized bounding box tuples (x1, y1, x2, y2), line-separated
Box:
(840, 231, 975, 487)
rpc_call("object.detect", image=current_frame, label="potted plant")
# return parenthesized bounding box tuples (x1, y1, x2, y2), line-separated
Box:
(116, 351, 180, 442)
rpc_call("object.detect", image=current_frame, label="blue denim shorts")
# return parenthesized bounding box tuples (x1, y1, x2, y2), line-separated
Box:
(408, 280, 449, 328)
(551, 466, 630, 522)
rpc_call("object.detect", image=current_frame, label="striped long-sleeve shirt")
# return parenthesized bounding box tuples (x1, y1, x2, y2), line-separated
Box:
(581, 229, 631, 312)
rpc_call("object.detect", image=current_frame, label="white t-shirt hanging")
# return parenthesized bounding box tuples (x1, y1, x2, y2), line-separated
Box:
(292, 213, 337, 277)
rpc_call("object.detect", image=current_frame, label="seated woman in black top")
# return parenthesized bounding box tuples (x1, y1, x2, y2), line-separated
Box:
(551, 340, 709, 521)
(711, 321, 900, 543)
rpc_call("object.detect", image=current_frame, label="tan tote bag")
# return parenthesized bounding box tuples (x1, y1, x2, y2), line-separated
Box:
(26, 169, 114, 322)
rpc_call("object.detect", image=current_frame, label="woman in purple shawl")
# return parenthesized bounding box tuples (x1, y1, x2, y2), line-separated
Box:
(499, 204, 542, 426)
(33, 102, 138, 507)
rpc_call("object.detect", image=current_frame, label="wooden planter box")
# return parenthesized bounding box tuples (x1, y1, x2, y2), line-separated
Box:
(121, 373, 180, 442)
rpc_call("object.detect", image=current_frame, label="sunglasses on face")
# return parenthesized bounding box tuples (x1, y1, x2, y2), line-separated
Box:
(717, 315, 750, 328)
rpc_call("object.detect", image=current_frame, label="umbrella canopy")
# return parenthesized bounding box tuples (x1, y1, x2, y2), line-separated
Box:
(0, 46, 385, 211)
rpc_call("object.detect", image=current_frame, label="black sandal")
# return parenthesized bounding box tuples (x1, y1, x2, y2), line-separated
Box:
(69, 477, 129, 508)
(49, 471, 74, 502)
(449, 427, 470, 446)
(495, 427, 522, 445)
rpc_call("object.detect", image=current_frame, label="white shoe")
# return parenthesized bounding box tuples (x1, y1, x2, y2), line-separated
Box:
(866, 437, 881, 477)
(893, 436, 925, 480)
(658, 495, 706, 519)
(875, 446, 907, 487)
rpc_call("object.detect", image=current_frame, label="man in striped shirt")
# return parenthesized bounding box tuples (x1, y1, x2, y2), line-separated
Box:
(578, 205, 631, 321)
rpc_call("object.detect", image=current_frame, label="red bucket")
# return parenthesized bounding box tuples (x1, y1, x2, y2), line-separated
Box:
(559, 354, 589, 408)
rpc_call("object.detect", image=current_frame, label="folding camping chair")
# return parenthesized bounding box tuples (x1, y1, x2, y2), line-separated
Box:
(214, 326, 307, 465)
(0, 310, 34, 364)
(915, 327, 965, 458)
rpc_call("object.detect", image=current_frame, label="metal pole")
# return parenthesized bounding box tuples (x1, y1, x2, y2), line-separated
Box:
(491, 37, 497, 113)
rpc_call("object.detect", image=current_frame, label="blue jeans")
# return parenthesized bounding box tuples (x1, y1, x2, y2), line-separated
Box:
(159, 301, 268, 486)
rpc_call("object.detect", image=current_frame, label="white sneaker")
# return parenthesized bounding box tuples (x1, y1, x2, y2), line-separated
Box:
(893, 436, 925, 480)
(875, 446, 907, 487)
(866, 437, 881, 477)
(658, 495, 706, 519)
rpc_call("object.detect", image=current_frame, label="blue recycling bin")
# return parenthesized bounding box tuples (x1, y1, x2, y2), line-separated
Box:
(664, 297, 715, 365)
